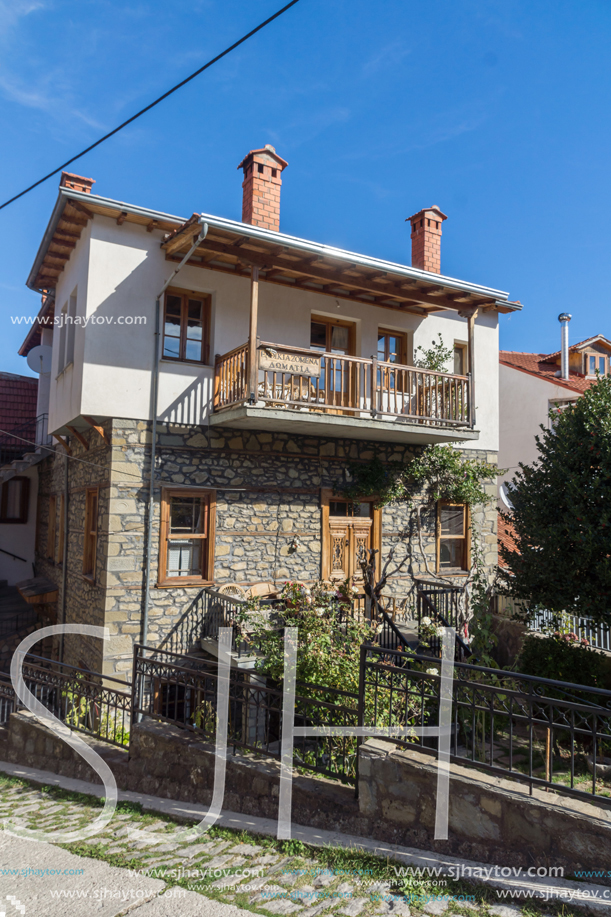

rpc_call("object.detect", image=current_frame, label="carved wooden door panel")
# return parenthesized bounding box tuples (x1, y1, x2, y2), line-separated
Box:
(328, 519, 372, 581)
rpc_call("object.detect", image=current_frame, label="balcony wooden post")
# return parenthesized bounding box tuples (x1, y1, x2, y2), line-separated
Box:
(467, 308, 478, 427)
(371, 355, 378, 415)
(248, 266, 259, 402)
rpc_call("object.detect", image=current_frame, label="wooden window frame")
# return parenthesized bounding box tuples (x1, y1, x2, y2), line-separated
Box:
(583, 351, 608, 377)
(47, 495, 57, 559)
(436, 501, 470, 575)
(321, 489, 382, 581)
(162, 287, 211, 365)
(158, 487, 216, 587)
(310, 314, 356, 355)
(0, 476, 30, 524)
(83, 487, 98, 581)
(377, 329, 408, 366)
(57, 494, 65, 564)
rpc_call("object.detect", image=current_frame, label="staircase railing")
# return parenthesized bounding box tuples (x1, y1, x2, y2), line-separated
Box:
(415, 579, 472, 661)
(0, 413, 51, 466)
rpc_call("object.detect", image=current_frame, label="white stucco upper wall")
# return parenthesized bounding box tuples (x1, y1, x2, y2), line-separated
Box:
(45, 214, 502, 450)
(498, 363, 579, 487)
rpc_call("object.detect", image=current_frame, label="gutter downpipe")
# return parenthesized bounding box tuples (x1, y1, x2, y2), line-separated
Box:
(141, 218, 208, 650)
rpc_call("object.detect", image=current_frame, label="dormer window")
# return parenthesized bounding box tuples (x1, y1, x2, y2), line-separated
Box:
(584, 352, 608, 376)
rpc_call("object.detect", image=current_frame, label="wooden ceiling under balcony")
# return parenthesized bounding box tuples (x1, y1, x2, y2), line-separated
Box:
(161, 214, 514, 316)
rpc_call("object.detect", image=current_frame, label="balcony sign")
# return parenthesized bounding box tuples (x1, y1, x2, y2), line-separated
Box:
(258, 348, 321, 376)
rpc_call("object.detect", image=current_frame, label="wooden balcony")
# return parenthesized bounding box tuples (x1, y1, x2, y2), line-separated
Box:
(211, 342, 478, 445)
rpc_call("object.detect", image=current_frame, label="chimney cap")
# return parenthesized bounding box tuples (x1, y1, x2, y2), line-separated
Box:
(59, 171, 96, 193)
(558, 313, 572, 323)
(237, 145, 288, 172)
(406, 204, 448, 224)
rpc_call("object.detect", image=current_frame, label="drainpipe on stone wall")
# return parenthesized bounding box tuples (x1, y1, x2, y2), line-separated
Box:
(59, 445, 69, 663)
(141, 218, 208, 650)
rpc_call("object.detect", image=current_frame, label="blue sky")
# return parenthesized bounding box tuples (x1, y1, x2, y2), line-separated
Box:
(1, 0, 610, 376)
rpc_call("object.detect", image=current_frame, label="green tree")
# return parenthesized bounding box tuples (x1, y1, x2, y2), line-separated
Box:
(500, 375, 611, 625)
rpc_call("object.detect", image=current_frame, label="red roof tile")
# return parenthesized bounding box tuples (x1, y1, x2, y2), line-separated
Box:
(0, 372, 38, 434)
(498, 513, 518, 569)
(499, 351, 595, 395)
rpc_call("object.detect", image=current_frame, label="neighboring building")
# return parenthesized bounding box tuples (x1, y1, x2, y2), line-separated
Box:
(0, 372, 39, 585)
(18, 148, 521, 677)
(498, 319, 611, 494)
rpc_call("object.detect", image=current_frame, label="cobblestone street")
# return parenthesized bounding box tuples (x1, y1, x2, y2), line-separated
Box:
(0, 774, 601, 917)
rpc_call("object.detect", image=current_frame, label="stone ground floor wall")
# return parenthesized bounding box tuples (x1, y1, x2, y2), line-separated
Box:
(2, 711, 609, 881)
(34, 419, 498, 676)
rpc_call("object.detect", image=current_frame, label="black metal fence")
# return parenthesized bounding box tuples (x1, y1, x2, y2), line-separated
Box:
(361, 643, 611, 805)
(0, 656, 131, 747)
(131, 644, 360, 784)
(415, 578, 472, 660)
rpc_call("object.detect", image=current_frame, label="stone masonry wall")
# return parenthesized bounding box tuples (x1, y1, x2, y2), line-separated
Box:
(34, 424, 111, 673)
(3, 712, 609, 880)
(35, 419, 498, 676)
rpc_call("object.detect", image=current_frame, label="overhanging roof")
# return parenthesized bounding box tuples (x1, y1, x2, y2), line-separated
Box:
(26, 188, 523, 317)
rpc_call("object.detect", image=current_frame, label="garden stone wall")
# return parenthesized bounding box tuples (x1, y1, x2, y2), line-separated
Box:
(2, 712, 610, 882)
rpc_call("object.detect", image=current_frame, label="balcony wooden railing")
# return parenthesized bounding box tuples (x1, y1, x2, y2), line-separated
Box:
(214, 342, 472, 427)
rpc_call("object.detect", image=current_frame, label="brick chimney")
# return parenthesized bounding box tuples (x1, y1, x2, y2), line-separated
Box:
(60, 172, 95, 194)
(237, 145, 288, 231)
(407, 205, 447, 273)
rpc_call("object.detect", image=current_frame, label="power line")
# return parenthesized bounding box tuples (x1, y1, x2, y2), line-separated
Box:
(0, 0, 302, 212)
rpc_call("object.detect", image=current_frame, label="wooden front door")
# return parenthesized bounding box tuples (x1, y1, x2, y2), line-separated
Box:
(326, 500, 373, 583)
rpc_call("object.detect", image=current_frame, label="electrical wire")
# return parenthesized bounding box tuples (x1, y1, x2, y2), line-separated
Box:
(0, 0, 302, 212)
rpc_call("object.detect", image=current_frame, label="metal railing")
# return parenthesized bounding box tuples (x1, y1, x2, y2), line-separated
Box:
(156, 586, 260, 659)
(213, 341, 472, 428)
(0, 656, 131, 747)
(132, 644, 359, 784)
(0, 414, 50, 467)
(529, 609, 611, 652)
(360, 643, 611, 806)
(415, 579, 472, 660)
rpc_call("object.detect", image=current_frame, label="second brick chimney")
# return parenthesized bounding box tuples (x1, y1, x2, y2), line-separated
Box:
(237, 145, 288, 231)
(407, 205, 447, 273)
(60, 171, 96, 194)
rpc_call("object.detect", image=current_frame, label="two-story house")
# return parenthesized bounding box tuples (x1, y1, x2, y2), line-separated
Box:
(499, 315, 611, 497)
(18, 146, 521, 677)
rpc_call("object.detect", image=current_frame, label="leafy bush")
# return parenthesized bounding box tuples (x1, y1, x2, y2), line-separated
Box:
(517, 631, 607, 688)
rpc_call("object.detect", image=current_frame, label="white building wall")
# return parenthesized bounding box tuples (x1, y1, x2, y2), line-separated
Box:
(46, 214, 501, 452)
(0, 466, 37, 586)
(498, 363, 578, 488)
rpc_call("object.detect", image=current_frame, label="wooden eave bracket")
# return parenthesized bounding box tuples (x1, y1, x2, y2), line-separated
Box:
(83, 416, 110, 445)
(52, 433, 72, 455)
(66, 425, 89, 450)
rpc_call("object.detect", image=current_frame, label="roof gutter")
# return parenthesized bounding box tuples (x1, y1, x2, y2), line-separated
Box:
(28, 188, 516, 306)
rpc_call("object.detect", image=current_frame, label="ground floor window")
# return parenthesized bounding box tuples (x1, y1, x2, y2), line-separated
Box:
(436, 501, 469, 573)
(158, 488, 216, 586)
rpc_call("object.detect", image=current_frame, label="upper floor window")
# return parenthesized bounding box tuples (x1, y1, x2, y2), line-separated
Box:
(57, 292, 77, 374)
(453, 343, 467, 376)
(163, 290, 211, 364)
(584, 352, 608, 376)
(377, 330, 407, 365)
(0, 477, 29, 524)
(310, 316, 355, 356)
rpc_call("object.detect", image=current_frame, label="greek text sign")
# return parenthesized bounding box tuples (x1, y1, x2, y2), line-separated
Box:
(259, 349, 321, 376)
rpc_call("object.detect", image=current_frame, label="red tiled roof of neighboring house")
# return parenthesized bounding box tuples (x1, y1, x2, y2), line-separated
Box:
(499, 351, 594, 395)
(0, 372, 38, 433)
(497, 513, 518, 569)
